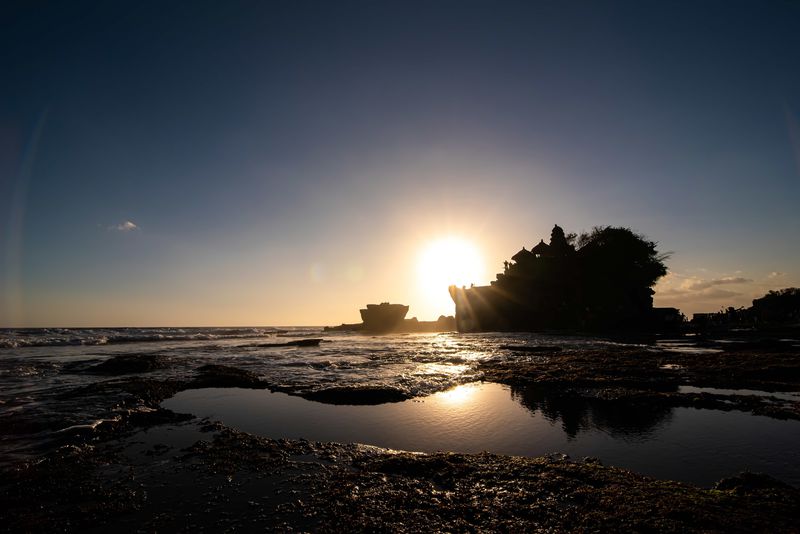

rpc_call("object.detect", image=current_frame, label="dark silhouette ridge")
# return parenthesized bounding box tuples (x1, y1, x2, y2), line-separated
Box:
(450, 225, 673, 332)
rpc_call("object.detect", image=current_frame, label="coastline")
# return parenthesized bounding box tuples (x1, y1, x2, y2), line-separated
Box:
(2, 337, 800, 531)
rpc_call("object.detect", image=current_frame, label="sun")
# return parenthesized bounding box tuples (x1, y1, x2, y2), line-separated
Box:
(417, 237, 485, 314)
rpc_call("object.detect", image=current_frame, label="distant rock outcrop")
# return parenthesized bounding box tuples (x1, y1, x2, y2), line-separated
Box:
(325, 303, 456, 333)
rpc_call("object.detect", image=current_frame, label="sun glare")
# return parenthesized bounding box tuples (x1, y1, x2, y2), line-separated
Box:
(417, 237, 485, 314)
(436, 383, 480, 406)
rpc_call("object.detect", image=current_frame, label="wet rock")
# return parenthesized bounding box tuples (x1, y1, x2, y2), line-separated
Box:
(302, 386, 411, 405)
(257, 338, 323, 347)
(4, 422, 800, 532)
(126, 407, 193, 427)
(721, 339, 798, 353)
(118, 378, 185, 405)
(191, 365, 264, 389)
(714, 472, 794, 492)
(500, 344, 562, 353)
(0, 411, 66, 434)
(85, 354, 170, 375)
(200, 420, 226, 433)
(480, 346, 800, 410)
(362, 452, 468, 480)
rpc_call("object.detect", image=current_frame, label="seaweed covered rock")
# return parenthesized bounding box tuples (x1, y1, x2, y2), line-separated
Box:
(303, 386, 411, 405)
(191, 364, 264, 388)
(85, 354, 170, 375)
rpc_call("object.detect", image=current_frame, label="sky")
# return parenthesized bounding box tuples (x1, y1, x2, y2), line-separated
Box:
(2, 0, 799, 327)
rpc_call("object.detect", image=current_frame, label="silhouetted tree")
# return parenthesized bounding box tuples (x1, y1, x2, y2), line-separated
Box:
(576, 227, 667, 286)
(510, 385, 673, 439)
(751, 288, 800, 324)
(575, 227, 668, 328)
(549, 224, 575, 256)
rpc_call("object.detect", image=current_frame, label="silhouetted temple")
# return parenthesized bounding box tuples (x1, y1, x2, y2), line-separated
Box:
(449, 225, 670, 332)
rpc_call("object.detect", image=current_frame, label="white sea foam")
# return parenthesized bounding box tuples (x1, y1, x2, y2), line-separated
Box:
(0, 326, 290, 348)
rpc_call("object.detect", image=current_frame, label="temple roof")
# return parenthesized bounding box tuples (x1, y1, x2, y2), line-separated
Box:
(511, 247, 533, 262)
(531, 239, 551, 256)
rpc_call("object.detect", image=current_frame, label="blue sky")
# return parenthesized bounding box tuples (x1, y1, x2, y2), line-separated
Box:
(2, 1, 799, 326)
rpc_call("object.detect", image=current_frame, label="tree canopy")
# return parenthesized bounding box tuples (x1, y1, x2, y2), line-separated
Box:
(751, 288, 800, 323)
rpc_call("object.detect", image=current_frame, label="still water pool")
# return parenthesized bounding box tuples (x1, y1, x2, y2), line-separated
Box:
(163, 382, 800, 487)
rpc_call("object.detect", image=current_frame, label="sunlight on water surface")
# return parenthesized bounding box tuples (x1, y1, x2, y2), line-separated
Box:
(163, 383, 800, 487)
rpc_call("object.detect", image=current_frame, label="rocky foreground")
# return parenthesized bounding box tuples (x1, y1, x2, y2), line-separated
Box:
(3, 418, 799, 533)
(2, 340, 800, 532)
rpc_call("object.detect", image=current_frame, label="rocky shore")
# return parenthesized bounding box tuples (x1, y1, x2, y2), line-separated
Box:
(3, 417, 799, 532)
(2, 340, 800, 531)
(482, 343, 800, 421)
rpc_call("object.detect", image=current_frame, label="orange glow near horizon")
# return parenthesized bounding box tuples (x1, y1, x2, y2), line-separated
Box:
(416, 237, 486, 317)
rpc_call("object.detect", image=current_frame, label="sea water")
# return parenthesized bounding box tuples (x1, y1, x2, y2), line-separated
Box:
(1, 327, 798, 486)
(164, 383, 800, 487)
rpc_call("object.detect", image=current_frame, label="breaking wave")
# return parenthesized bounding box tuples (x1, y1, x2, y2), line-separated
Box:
(0, 327, 297, 349)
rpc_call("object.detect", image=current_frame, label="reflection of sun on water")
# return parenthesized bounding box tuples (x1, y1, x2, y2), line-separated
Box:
(437, 383, 479, 406)
(417, 237, 485, 316)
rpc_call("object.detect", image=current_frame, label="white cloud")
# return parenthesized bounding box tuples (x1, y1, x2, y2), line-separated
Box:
(654, 267, 798, 315)
(656, 275, 751, 297)
(655, 269, 752, 308)
(681, 276, 751, 292)
(109, 220, 138, 232)
(699, 288, 741, 300)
